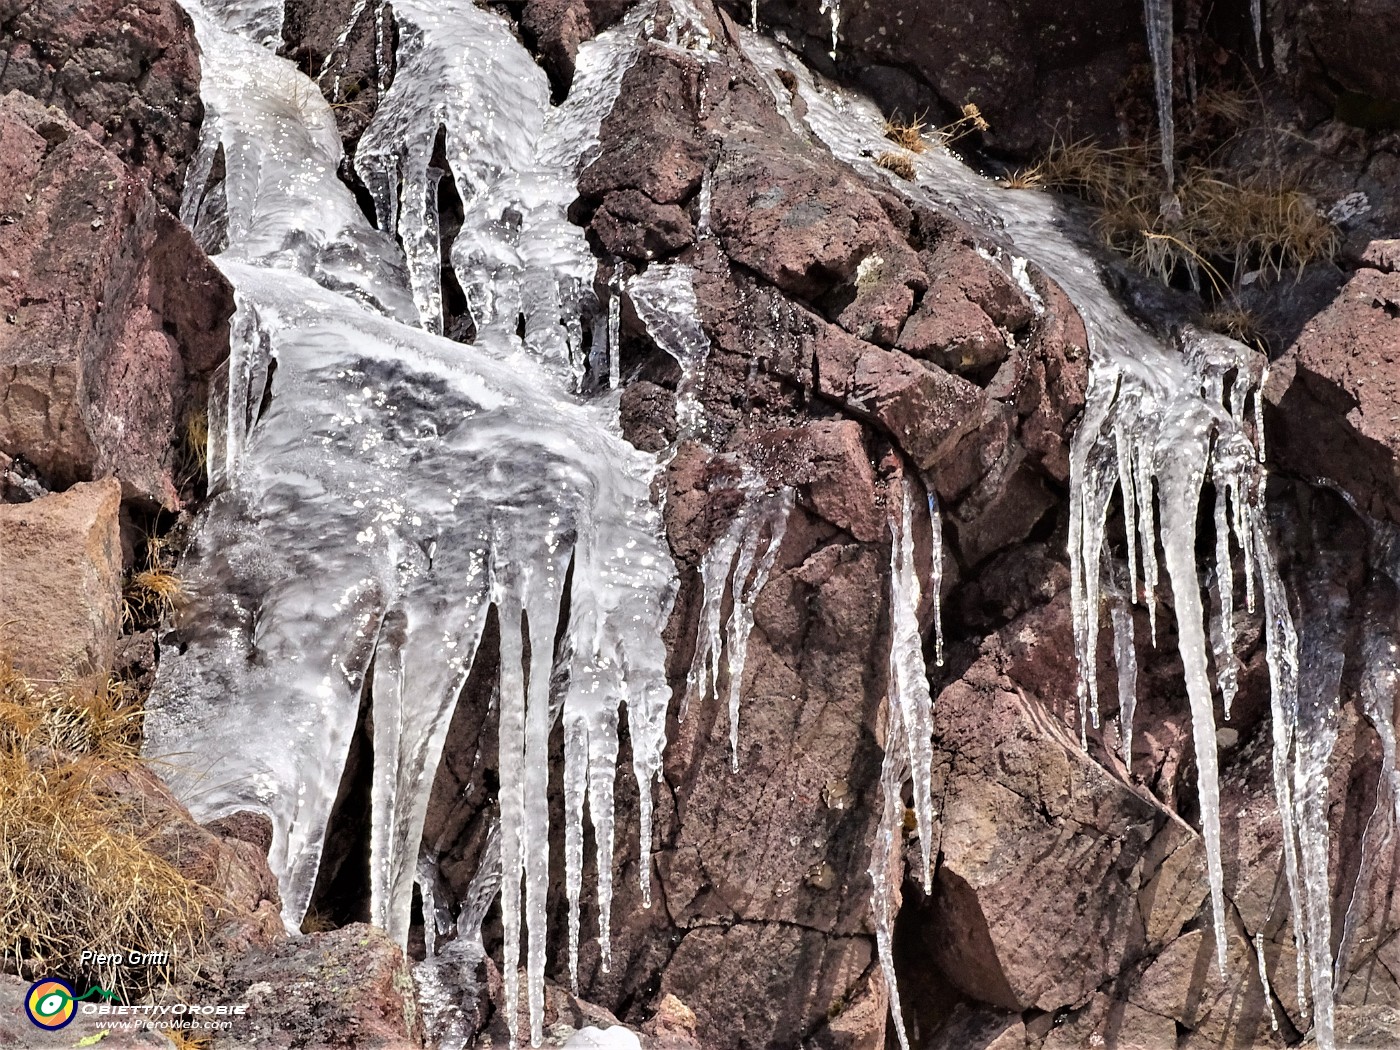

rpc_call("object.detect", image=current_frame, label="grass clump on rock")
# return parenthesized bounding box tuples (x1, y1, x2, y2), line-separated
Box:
(0, 661, 207, 996)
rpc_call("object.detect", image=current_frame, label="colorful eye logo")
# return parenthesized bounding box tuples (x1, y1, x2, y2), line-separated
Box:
(25, 978, 76, 1029)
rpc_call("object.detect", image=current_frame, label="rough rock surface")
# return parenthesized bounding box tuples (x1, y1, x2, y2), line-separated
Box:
(0, 91, 233, 509)
(210, 924, 424, 1050)
(1268, 262, 1400, 523)
(0, 0, 203, 211)
(0, 479, 122, 678)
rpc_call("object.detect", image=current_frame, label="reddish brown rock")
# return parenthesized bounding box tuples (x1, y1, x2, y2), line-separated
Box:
(1269, 267, 1400, 524)
(0, 92, 233, 509)
(0, 479, 122, 678)
(0, 0, 203, 210)
(212, 924, 423, 1049)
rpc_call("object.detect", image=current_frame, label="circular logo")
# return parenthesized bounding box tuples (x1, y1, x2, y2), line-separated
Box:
(25, 979, 76, 1029)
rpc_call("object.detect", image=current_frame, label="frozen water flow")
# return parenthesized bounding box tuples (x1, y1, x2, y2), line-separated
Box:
(682, 481, 794, 771)
(1255, 931, 1279, 1032)
(889, 474, 938, 890)
(1110, 594, 1138, 770)
(626, 264, 710, 434)
(151, 3, 681, 1046)
(927, 489, 945, 667)
(869, 473, 941, 1050)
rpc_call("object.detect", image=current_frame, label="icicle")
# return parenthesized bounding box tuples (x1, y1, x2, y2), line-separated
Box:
(1067, 369, 1122, 743)
(751, 0, 759, 29)
(1250, 508, 1311, 1022)
(869, 473, 940, 1050)
(869, 734, 913, 1050)
(888, 474, 937, 891)
(1255, 932, 1279, 1032)
(819, 0, 840, 57)
(1251, 0, 1264, 65)
(1293, 562, 1346, 1050)
(928, 490, 945, 667)
(724, 493, 793, 772)
(416, 826, 502, 1050)
(681, 481, 794, 769)
(608, 289, 622, 391)
(1115, 426, 1141, 604)
(1110, 596, 1138, 771)
(1212, 481, 1238, 719)
(1155, 413, 1229, 975)
(1142, 0, 1176, 189)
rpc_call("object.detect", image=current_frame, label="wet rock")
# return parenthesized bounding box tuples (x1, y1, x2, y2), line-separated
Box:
(578, 47, 709, 207)
(282, 0, 396, 147)
(0, 0, 203, 210)
(915, 596, 1203, 1014)
(0, 478, 122, 679)
(730, 0, 1146, 156)
(592, 190, 695, 263)
(212, 924, 423, 1049)
(0, 93, 233, 509)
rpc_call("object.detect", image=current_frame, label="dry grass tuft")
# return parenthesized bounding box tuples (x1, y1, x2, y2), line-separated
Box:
(1040, 132, 1338, 293)
(0, 662, 207, 997)
(882, 114, 929, 153)
(124, 535, 185, 630)
(1203, 303, 1269, 352)
(1002, 163, 1045, 190)
(875, 151, 917, 180)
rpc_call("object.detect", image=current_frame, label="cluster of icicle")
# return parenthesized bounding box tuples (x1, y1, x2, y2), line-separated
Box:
(735, 24, 1341, 1050)
(148, 3, 723, 1049)
(871, 474, 944, 1050)
(682, 481, 795, 770)
(1068, 327, 1346, 1049)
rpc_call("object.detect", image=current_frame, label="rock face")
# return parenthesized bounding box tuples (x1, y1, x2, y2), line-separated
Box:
(0, 0, 203, 211)
(1268, 265, 1400, 523)
(0, 479, 122, 678)
(0, 91, 233, 509)
(213, 924, 424, 1050)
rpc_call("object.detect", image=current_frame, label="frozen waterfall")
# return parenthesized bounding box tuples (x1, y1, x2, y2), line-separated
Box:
(146, 2, 680, 1047)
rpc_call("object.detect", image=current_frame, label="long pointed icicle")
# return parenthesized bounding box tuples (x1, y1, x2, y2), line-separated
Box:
(871, 472, 940, 1050)
(1143, 0, 1176, 188)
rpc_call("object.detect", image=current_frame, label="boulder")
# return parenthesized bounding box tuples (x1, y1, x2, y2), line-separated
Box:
(0, 479, 122, 679)
(0, 0, 203, 210)
(0, 92, 233, 509)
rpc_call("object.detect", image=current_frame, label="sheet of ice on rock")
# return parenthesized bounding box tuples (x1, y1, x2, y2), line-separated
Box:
(147, 11, 676, 1047)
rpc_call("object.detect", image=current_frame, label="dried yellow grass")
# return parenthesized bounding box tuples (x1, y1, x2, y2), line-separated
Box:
(875, 151, 917, 180)
(0, 662, 207, 997)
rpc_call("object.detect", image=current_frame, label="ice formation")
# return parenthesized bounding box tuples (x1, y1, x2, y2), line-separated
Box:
(1143, 0, 1176, 187)
(682, 483, 794, 771)
(147, 3, 682, 1047)
(737, 29, 1341, 1049)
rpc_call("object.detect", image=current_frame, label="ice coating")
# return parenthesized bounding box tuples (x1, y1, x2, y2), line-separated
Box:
(626, 264, 710, 435)
(927, 489, 945, 667)
(888, 474, 937, 891)
(868, 473, 940, 1050)
(148, 3, 680, 1046)
(1143, 0, 1176, 187)
(681, 482, 794, 772)
(355, 0, 643, 386)
(736, 28, 1319, 1044)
